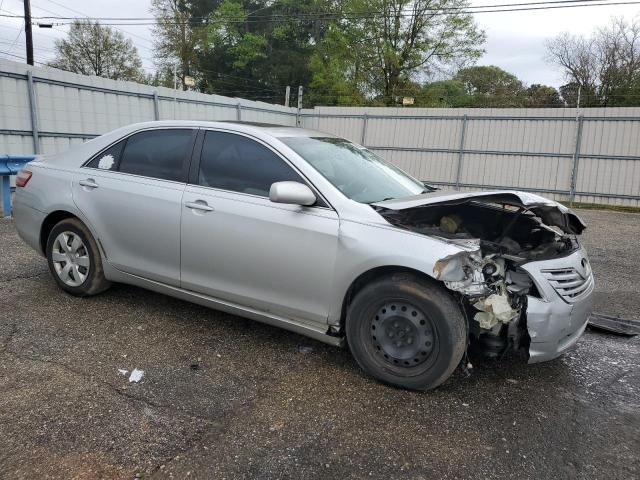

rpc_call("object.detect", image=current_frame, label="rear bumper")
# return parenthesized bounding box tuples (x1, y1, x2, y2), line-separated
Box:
(522, 247, 594, 363)
(13, 196, 46, 255)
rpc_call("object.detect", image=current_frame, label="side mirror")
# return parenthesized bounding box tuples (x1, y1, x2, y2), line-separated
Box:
(269, 181, 316, 206)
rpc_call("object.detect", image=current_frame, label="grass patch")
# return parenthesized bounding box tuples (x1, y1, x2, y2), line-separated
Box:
(565, 201, 640, 213)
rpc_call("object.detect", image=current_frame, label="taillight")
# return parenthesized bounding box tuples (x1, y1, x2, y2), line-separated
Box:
(16, 169, 32, 187)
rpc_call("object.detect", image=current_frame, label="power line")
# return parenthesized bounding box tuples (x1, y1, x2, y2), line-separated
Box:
(0, 0, 625, 20)
(1, 0, 637, 25)
(21, 1, 155, 72)
(40, 0, 155, 48)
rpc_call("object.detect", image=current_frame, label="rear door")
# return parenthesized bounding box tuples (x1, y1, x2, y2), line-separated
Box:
(73, 128, 196, 286)
(180, 130, 339, 324)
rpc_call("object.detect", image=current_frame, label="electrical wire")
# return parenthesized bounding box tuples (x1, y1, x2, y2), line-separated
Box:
(1, 0, 637, 25)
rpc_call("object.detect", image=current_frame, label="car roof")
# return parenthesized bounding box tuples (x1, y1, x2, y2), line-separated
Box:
(116, 120, 337, 140)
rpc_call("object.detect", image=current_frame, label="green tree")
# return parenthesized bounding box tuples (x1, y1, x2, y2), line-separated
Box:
(420, 79, 469, 106)
(559, 82, 598, 107)
(49, 20, 143, 81)
(151, 0, 204, 90)
(525, 84, 563, 107)
(192, 0, 325, 103)
(307, 23, 369, 106)
(454, 65, 525, 107)
(315, 0, 485, 105)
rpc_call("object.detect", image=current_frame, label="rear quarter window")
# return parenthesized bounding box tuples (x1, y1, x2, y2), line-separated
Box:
(86, 140, 125, 171)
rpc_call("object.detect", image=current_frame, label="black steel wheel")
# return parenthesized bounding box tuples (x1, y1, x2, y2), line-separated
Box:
(346, 272, 466, 391)
(370, 301, 438, 368)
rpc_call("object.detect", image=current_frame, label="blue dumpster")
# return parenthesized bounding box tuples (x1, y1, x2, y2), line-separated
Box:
(1, 155, 37, 217)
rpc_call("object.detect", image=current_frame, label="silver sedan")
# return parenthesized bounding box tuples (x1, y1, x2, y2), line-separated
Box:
(13, 121, 594, 390)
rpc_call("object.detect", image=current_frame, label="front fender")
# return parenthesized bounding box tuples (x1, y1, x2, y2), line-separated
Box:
(328, 219, 471, 324)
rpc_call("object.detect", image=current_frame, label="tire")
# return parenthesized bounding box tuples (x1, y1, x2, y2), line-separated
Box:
(346, 272, 467, 391)
(46, 217, 111, 296)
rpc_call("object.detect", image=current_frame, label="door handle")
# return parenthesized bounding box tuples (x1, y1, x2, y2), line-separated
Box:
(185, 200, 214, 212)
(79, 178, 99, 189)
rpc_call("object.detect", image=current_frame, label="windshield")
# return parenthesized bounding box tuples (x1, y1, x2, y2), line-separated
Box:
(280, 137, 426, 203)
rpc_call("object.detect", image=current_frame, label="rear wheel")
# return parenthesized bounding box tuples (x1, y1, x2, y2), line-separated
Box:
(346, 273, 466, 391)
(46, 218, 111, 296)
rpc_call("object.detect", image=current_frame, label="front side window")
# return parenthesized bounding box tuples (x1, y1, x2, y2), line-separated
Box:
(281, 137, 426, 203)
(198, 131, 304, 197)
(118, 129, 194, 182)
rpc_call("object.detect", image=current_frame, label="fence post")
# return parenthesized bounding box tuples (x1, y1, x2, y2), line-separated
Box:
(236, 102, 242, 121)
(296, 86, 303, 127)
(153, 91, 160, 120)
(1, 175, 10, 217)
(569, 115, 584, 202)
(361, 113, 369, 145)
(455, 114, 468, 190)
(26, 71, 40, 154)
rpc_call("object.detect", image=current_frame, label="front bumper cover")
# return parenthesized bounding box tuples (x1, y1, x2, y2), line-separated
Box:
(521, 247, 594, 363)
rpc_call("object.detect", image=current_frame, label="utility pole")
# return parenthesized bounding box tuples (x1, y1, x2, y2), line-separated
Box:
(284, 86, 291, 108)
(173, 61, 178, 118)
(23, 0, 34, 65)
(297, 85, 303, 110)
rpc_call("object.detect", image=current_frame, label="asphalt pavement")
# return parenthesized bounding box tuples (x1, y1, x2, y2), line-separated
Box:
(0, 209, 638, 479)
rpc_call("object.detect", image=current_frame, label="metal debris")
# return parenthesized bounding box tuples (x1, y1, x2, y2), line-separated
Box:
(588, 313, 640, 336)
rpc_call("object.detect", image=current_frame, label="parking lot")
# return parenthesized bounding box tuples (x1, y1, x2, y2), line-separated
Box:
(0, 208, 638, 479)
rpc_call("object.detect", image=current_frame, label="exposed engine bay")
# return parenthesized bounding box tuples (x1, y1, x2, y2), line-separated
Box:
(372, 191, 586, 360)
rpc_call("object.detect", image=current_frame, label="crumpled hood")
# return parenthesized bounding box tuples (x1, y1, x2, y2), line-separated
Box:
(371, 190, 586, 234)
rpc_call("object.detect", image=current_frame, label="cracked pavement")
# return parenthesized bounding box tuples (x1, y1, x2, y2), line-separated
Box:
(0, 209, 639, 479)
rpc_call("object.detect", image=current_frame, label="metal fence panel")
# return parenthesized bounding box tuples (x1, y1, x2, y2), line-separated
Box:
(300, 106, 640, 206)
(2, 58, 639, 206)
(0, 59, 299, 155)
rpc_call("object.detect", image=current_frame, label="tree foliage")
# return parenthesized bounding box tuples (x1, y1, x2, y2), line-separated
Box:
(454, 65, 525, 106)
(151, 0, 204, 90)
(310, 0, 486, 105)
(414, 66, 562, 107)
(547, 17, 640, 106)
(150, 0, 485, 105)
(49, 20, 144, 81)
(525, 84, 563, 107)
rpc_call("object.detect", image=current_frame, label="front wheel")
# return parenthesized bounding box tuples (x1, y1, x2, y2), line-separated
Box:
(46, 218, 111, 296)
(346, 273, 466, 391)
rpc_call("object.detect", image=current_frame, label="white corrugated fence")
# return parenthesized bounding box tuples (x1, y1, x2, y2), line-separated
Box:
(300, 106, 640, 206)
(0, 59, 298, 156)
(1, 59, 639, 206)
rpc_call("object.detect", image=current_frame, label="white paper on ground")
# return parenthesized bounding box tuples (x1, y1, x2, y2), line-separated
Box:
(129, 368, 144, 383)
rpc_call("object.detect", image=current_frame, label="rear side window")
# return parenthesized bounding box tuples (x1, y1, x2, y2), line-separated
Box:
(86, 140, 125, 171)
(198, 131, 303, 197)
(118, 129, 194, 182)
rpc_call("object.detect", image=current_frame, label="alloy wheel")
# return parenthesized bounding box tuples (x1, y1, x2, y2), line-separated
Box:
(51, 231, 90, 287)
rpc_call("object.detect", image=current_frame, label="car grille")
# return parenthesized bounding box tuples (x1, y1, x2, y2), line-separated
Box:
(541, 261, 594, 303)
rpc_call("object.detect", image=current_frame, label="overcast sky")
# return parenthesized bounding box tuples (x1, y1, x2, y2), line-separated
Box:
(1, 0, 639, 89)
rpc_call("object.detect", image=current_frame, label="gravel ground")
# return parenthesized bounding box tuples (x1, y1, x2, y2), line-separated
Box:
(0, 209, 638, 479)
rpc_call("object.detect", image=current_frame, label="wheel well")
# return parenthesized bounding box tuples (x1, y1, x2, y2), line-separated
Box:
(40, 210, 78, 254)
(338, 266, 437, 333)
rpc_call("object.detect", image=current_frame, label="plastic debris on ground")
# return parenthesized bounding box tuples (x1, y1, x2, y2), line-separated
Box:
(128, 368, 144, 383)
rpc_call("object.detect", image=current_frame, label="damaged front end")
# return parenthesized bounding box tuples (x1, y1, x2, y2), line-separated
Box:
(373, 191, 591, 361)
